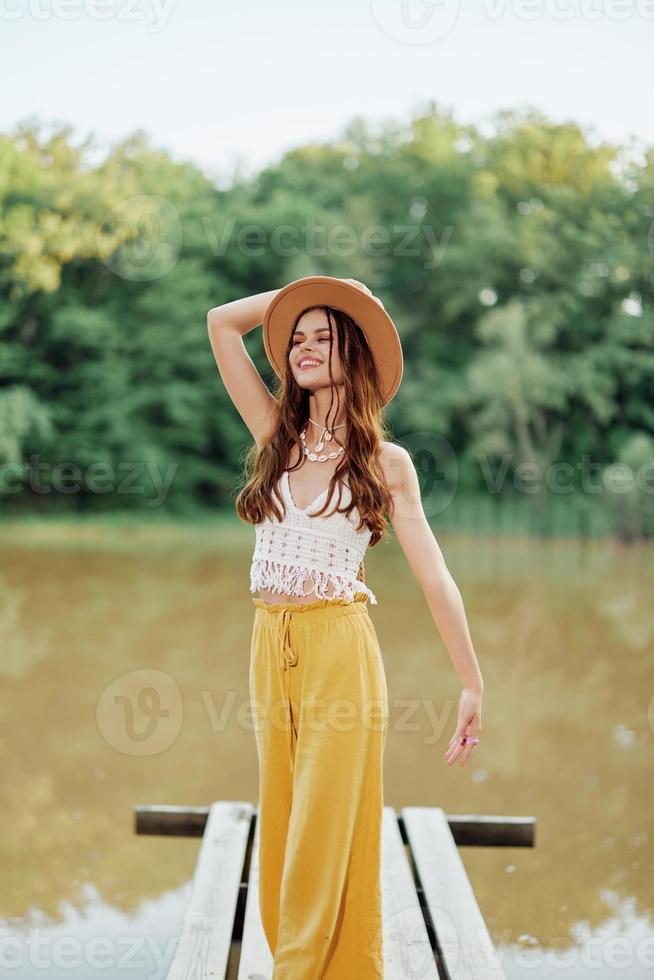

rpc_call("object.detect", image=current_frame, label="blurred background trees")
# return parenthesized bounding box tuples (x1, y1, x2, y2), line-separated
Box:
(1, 107, 652, 535)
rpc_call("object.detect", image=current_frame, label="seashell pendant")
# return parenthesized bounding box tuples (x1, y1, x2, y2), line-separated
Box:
(300, 418, 347, 463)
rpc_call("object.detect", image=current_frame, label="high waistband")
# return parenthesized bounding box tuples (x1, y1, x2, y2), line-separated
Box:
(252, 595, 370, 625)
(251, 595, 371, 773)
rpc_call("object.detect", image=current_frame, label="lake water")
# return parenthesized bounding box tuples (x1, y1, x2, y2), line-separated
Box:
(1, 520, 652, 979)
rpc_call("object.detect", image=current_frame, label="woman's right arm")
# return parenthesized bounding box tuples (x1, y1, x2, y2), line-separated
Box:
(207, 288, 282, 449)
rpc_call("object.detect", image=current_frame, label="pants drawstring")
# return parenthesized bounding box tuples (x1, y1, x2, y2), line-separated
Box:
(279, 608, 299, 772)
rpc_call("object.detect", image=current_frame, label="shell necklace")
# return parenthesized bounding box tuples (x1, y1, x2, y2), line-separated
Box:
(300, 417, 346, 462)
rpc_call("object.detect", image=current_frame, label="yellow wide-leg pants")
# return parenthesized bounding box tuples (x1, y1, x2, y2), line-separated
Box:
(249, 595, 389, 979)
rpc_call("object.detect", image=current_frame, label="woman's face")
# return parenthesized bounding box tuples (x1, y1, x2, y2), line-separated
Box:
(288, 308, 345, 389)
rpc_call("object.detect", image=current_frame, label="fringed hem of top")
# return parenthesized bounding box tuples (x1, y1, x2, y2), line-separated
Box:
(250, 557, 377, 605)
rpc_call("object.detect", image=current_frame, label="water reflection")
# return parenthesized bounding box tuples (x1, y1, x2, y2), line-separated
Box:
(1, 521, 652, 979)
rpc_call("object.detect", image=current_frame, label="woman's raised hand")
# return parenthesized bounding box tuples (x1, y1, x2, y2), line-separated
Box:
(341, 278, 372, 295)
(340, 278, 385, 309)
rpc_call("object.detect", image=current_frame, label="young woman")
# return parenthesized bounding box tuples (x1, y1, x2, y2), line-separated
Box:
(207, 275, 484, 979)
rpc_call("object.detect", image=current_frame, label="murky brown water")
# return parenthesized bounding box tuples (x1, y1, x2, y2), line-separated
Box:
(1, 520, 652, 979)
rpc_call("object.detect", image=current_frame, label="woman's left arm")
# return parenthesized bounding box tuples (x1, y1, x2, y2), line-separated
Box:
(380, 443, 484, 768)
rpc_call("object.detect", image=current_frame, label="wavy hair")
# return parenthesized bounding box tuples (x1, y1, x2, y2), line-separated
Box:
(235, 304, 394, 547)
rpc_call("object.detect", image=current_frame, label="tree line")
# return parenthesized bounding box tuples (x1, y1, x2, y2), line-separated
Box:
(0, 105, 652, 537)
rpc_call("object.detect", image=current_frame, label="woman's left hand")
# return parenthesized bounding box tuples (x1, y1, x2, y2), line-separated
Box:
(444, 687, 482, 767)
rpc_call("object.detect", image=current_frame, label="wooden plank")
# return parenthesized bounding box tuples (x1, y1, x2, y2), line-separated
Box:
(134, 804, 536, 847)
(237, 809, 274, 979)
(166, 801, 253, 980)
(134, 804, 212, 838)
(381, 806, 439, 979)
(443, 814, 535, 848)
(402, 806, 507, 980)
(238, 806, 441, 979)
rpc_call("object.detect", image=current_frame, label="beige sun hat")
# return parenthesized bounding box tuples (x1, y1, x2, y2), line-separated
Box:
(262, 275, 403, 406)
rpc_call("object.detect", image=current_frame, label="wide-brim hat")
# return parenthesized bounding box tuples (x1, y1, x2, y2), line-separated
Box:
(262, 275, 403, 407)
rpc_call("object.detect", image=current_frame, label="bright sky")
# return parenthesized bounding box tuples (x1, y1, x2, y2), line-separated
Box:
(1, 0, 653, 180)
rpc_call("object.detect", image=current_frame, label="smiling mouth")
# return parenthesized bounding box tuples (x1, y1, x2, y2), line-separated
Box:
(298, 359, 323, 369)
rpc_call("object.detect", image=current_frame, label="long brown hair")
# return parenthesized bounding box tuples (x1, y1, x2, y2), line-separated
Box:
(235, 304, 394, 546)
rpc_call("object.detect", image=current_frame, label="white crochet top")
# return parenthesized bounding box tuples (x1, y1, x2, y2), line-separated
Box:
(250, 469, 377, 604)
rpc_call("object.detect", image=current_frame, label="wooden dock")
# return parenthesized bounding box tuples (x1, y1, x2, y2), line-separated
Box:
(134, 802, 535, 979)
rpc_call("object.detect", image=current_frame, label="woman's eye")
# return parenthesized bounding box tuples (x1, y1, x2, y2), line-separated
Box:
(292, 336, 330, 346)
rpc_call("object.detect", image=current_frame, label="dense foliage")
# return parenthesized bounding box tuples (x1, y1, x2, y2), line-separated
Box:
(1, 107, 653, 536)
